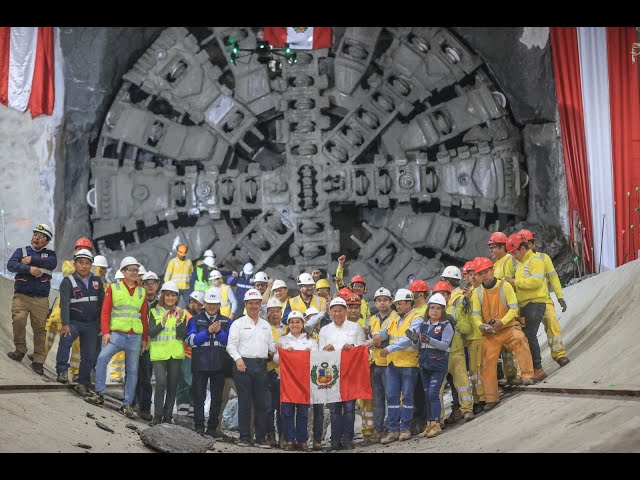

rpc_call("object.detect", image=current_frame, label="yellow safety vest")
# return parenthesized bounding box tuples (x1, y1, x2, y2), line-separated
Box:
(110, 281, 145, 334)
(369, 310, 398, 367)
(193, 266, 209, 293)
(219, 284, 232, 317)
(387, 309, 421, 368)
(165, 257, 193, 289)
(149, 306, 186, 361)
(288, 294, 323, 314)
(268, 324, 288, 373)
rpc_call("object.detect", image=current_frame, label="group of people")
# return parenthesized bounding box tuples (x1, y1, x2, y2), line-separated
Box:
(5, 223, 570, 452)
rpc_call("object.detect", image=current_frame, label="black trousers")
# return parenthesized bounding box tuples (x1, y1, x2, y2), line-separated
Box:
(134, 349, 153, 413)
(233, 357, 268, 443)
(521, 302, 546, 370)
(193, 370, 225, 433)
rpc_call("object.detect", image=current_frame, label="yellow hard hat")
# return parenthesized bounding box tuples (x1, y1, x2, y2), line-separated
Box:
(315, 278, 330, 289)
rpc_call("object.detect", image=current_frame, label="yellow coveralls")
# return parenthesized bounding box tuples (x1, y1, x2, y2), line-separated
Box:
(535, 251, 567, 361)
(492, 253, 520, 380)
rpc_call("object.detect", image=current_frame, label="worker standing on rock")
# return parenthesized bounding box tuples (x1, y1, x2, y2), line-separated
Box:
(519, 229, 571, 368)
(7, 223, 57, 375)
(56, 249, 104, 396)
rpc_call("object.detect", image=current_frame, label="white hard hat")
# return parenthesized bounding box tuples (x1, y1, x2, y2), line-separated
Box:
(441, 266, 462, 280)
(137, 264, 147, 275)
(373, 287, 392, 300)
(266, 297, 282, 309)
(287, 310, 305, 322)
(33, 223, 53, 240)
(73, 248, 93, 262)
(189, 290, 205, 305)
(330, 297, 347, 308)
(119, 256, 140, 270)
(296, 272, 315, 286)
(243, 262, 254, 275)
(244, 288, 262, 301)
(393, 288, 415, 303)
(204, 249, 215, 258)
(142, 271, 159, 282)
(209, 269, 222, 280)
(93, 255, 109, 268)
(428, 293, 448, 307)
(304, 307, 319, 317)
(115, 270, 125, 280)
(254, 271, 269, 283)
(203, 256, 215, 269)
(160, 281, 180, 294)
(204, 288, 222, 304)
(272, 279, 287, 290)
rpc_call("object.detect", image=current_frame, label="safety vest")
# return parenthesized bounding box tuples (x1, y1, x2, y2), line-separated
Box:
(288, 294, 323, 314)
(475, 279, 519, 324)
(493, 253, 514, 280)
(218, 284, 232, 317)
(267, 323, 288, 373)
(369, 310, 398, 367)
(166, 257, 193, 289)
(149, 306, 186, 361)
(193, 266, 209, 293)
(387, 308, 421, 368)
(110, 281, 145, 334)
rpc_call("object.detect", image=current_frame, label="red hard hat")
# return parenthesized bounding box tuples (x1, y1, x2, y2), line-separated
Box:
(340, 288, 361, 305)
(409, 279, 429, 293)
(350, 275, 366, 284)
(462, 261, 475, 274)
(487, 232, 508, 245)
(506, 233, 526, 253)
(518, 229, 535, 242)
(74, 237, 93, 249)
(432, 280, 452, 293)
(473, 257, 494, 273)
(338, 287, 353, 300)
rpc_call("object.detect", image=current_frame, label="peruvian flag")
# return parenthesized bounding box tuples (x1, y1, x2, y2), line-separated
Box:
(263, 27, 333, 50)
(0, 27, 55, 118)
(279, 346, 372, 404)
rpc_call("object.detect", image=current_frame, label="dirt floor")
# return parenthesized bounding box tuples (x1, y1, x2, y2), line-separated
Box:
(1, 260, 639, 453)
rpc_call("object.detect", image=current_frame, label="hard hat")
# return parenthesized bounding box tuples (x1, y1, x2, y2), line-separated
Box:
(487, 232, 508, 245)
(142, 271, 159, 282)
(441, 266, 462, 280)
(254, 271, 269, 283)
(160, 281, 180, 294)
(203, 257, 215, 269)
(190, 290, 205, 305)
(506, 233, 526, 253)
(266, 297, 282, 309)
(119, 256, 140, 270)
(74, 237, 94, 250)
(209, 270, 222, 280)
(204, 249, 215, 258)
(93, 255, 109, 268)
(315, 278, 331, 289)
(428, 293, 448, 307)
(287, 310, 305, 322)
(338, 287, 354, 301)
(204, 288, 222, 304)
(244, 288, 262, 301)
(473, 257, 494, 273)
(138, 265, 147, 275)
(350, 275, 366, 284)
(393, 288, 414, 303)
(373, 287, 392, 299)
(177, 244, 188, 255)
(33, 223, 53, 240)
(329, 297, 347, 308)
(345, 293, 361, 305)
(305, 307, 319, 317)
(432, 280, 453, 293)
(243, 262, 254, 275)
(115, 270, 124, 280)
(296, 272, 315, 285)
(272, 279, 288, 290)
(408, 280, 429, 293)
(73, 248, 93, 262)
(463, 261, 475, 273)
(518, 229, 535, 242)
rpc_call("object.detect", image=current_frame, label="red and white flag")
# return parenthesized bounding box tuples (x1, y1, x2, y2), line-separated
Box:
(0, 27, 55, 118)
(263, 27, 333, 50)
(279, 346, 372, 404)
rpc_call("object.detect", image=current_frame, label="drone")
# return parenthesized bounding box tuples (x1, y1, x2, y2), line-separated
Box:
(227, 39, 297, 65)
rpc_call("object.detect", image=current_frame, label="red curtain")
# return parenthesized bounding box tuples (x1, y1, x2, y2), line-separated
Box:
(550, 27, 595, 273)
(28, 26, 54, 118)
(607, 27, 640, 264)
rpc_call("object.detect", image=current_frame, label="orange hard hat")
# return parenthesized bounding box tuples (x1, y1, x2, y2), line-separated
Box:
(473, 257, 494, 273)
(409, 279, 429, 293)
(506, 233, 526, 253)
(462, 261, 475, 274)
(487, 232, 508, 245)
(74, 237, 93, 250)
(518, 229, 535, 242)
(177, 244, 188, 254)
(432, 280, 452, 293)
(350, 275, 366, 284)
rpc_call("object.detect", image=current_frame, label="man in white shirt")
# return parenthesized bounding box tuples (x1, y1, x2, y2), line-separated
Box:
(318, 296, 366, 451)
(226, 289, 276, 448)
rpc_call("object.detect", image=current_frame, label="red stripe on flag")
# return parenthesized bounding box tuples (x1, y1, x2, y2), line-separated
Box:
(0, 27, 10, 107)
(28, 26, 54, 118)
(606, 27, 640, 264)
(279, 348, 311, 404)
(339, 346, 372, 401)
(313, 27, 333, 49)
(263, 27, 287, 48)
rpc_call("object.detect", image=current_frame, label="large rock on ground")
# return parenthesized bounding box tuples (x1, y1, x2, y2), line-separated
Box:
(140, 424, 214, 453)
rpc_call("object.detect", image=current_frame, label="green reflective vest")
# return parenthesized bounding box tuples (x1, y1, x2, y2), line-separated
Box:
(110, 281, 145, 334)
(194, 266, 209, 293)
(149, 306, 186, 361)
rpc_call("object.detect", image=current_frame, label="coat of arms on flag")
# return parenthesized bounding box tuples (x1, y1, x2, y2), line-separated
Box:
(311, 361, 338, 389)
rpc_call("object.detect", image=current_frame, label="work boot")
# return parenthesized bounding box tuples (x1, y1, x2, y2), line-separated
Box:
(444, 407, 463, 425)
(138, 411, 153, 422)
(72, 374, 79, 383)
(298, 443, 310, 452)
(426, 421, 442, 438)
(284, 442, 296, 451)
(56, 371, 69, 383)
(532, 368, 548, 383)
(312, 440, 323, 451)
(149, 416, 163, 426)
(265, 433, 277, 448)
(473, 402, 485, 415)
(512, 376, 534, 386)
(358, 435, 375, 447)
(483, 401, 499, 412)
(342, 441, 355, 450)
(7, 351, 25, 362)
(381, 431, 400, 444)
(27, 353, 34, 361)
(399, 431, 412, 441)
(557, 357, 571, 367)
(85, 393, 104, 406)
(31, 362, 44, 375)
(370, 431, 383, 444)
(279, 433, 286, 449)
(118, 405, 136, 419)
(73, 384, 91, 397)
(463, 411, 475, 422)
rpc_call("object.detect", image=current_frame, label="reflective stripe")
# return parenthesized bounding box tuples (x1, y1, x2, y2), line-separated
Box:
(457, 386, 472, 392)
(69, 276, 77, 288)
(400, 404, 414, 409)
(472, 310, 481, 316)
(387, 405, 401, 409)
(550, 344, 563, 351)
(22, 247, 52, 276)
(548, 270, 558, 277)
(477, 280, 508, 310)
(70, 296, 99, 303)
(507, 303, 518, 309)
(531, 272, 545, 279)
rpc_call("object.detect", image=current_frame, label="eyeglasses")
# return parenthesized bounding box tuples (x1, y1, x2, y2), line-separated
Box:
(123, 267, 139, 272)
(488, 244, 499, 250)
(143, 280, 158, 285)
(32, 232, 48, 240)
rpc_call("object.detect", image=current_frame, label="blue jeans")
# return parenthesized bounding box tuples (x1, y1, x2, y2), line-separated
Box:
(421, 369, 447, 421)
(95, 331, 142, 405)
(386, 364, 418, 432)
(328, 400, 356, 446)
(371, 365, 386, 432)
(281, 402, 309, 443)
(55, 321, 97, 385)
